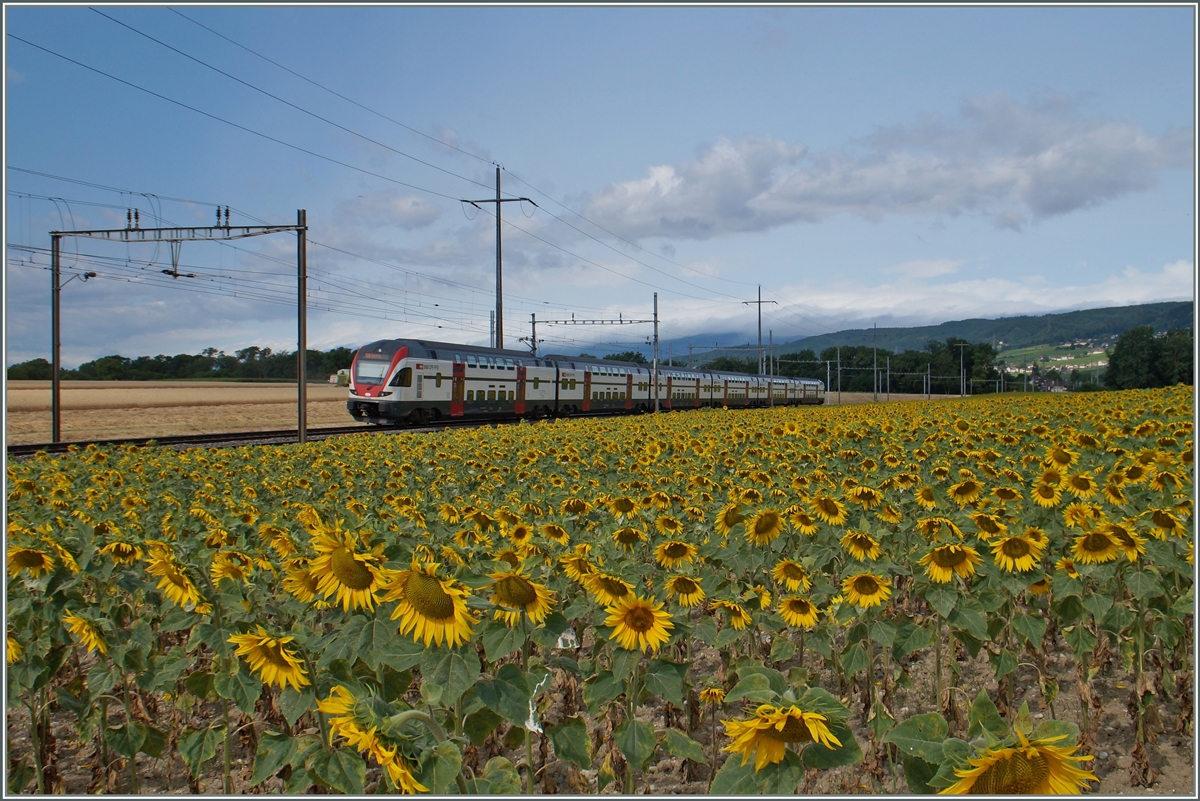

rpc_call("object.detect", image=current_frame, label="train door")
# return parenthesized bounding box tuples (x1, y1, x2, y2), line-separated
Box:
(722, 379, 729, 408)
(451, 360, 465, 417)
(664, 375, 673, 410)
(515, 365, 527, 415)
(582, 370, 592, 412)
(625, 372, 634, 410)
(694, 377, 701, 408)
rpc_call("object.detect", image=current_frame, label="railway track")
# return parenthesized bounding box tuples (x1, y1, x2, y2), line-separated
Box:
(4, 418, 502, 459)
(3, 409, 644, 459)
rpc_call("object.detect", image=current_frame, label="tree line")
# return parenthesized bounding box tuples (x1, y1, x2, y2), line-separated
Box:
(6, 346, 356, 382)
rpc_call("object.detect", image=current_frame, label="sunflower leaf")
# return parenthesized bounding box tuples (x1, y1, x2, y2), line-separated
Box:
(690, 617, 719, 647)
(482, 619, 527, 661)
(279, 686, 315, 728)
(925, 738, 971, 788)
(477, 756, 523, 794)
(643, 659, 688, 710)
(178, 725, 224, 779)
(923, 585, 958, 618)
(882, 712, 947, 763)
(901, 754, 939, 794)
(249, 730, 299, 786)
(661, 728, 708, 764)
(948, 608, 989, 641)
(105, 722, 147, 759)
(463, 707, 503, 747)
(724, 672, 776, 705)
(477, 663, 532, 727)
(546, 715, 592, 769)
(1012, 613, 1047, 645)
(1126, 571, 1164, 600)
(967, 689, 1007, 740)
(309, 747, 366, 796)
(582, 670, 622, 716)
(214, 663, 262, 716)
(420, 645, 479, 709)
(801, 720, 862, 768)
(415, 740, 462, 794)
(614, 718, 657, 772)
(1081, 593, 1113, 621)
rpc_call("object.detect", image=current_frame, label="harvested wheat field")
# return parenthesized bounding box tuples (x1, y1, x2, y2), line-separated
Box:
(5, 381, 356, 445)
(3, 381, 947, 446)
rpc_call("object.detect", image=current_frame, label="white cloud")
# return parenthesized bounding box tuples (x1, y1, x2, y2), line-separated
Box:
(881, 259, 964, 279)
(577, 93, 1192, 240)
(334, 191, 441, 230)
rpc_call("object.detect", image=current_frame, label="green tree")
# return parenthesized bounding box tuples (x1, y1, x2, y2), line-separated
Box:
(1105, 326, 1163, 389)
(6, 358, 53, 380)
(603, 351, 648, 364)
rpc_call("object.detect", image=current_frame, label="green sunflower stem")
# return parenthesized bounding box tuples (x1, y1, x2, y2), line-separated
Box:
(381, 710, 471, 795)
(1134, 597, 1147, 747)
(522, 621, 537, 795)
(934, 615, 943, 716)
(221, 697, 232, 795)
(123, 674, 140, 794)
(26, 697, 44, 794)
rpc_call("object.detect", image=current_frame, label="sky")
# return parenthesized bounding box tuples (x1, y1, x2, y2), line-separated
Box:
(4, 4, 1196, 369)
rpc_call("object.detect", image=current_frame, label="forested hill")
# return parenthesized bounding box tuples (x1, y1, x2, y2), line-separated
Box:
(781, 301, 1194, 354)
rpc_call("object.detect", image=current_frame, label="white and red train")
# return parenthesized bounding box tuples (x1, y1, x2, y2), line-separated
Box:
(346, 338, 825, 425)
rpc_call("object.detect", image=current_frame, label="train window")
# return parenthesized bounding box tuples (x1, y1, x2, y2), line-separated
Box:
(435, 373, 443, 388)
(570, 379, 577, 390)
(467, 355, 478, 368)
(561, 377, 569, 390)
(391, 367, 413, 388)
(454, 354, 462, 365)
(505, 359, 515, 370)
(487, 390, 496, 401)
(466, 390, 474, 401)
(533, 377, 540, 389)
(509, 391, 515, 400)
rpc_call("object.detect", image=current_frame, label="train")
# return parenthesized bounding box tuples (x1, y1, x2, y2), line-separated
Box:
(345, 338, 825, 426)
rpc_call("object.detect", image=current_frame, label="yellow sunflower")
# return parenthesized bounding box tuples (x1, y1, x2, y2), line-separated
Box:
(607, 495, 639, 519)
(941, 729, 1096, 794)
(948, 479, 984, 505)
(875, 503, 903, 524)
(210, 550, 255, 585)
(98, 541, 142, 564)
(654, 540, 699, 569)
(281, 558, 330, 607)
(841, 531, 881, 561)
(7, 635, 21, 664)
(990, 531, 1045, 573)
(612, 526, 648, 552)
(842, 572, 891, 608)
(991, 486, 1022, 503)
(788, 507, 820, 535)
(1099, 521, 1146, 562)
(699, 687, 727, 705)
(7, 546, 55, 578)
(914, 486, 939, 510)
(846, 485, 884, 509)
(1065, 472, 1100, 499)
(308, 526, 390, 612)
(919, 543, 983, 583)
(778, 597, 820, 628)
(1055, 556, 1080, 579)
(1071, 531, 1120, 565)
(811, 496, 849, 525)
(560, 547, 597, 582)
(655, 514, 686, 537)
(63, 610, 108, 655)
(970, 512, 1009, 539)
(744, 509, 786, 546)
(382, 560, 478, 648)
(228, 625, 310, 691)
(664, 575, 706, 607)
(714, 502, 746, 536)
(723, 704, 842, 771)
(541, 523, 571, 545)
(604, 594, 674, 653)
(144, 549, 203, 608)
(772, 559, 811, 592)
(710, 599, 752, 630)
(1030, 483, 1062, 508)
(585, 571, 635, 606)
(487, 566, 555, 627)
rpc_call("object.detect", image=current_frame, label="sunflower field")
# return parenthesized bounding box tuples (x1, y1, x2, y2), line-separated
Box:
(5, 385, 1194, 795)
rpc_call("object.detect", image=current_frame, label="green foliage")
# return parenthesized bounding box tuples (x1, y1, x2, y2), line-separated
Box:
(9, 345, 356, 381)
(1106, 326, 1194, 389)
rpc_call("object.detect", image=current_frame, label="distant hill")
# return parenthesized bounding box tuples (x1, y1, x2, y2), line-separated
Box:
(777, 301, 1194, 356)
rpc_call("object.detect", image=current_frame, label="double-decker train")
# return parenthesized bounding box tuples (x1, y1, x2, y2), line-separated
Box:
(346, 338, 825, 426)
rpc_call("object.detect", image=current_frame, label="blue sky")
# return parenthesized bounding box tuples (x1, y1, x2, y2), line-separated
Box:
(4, 5, 1195, 368)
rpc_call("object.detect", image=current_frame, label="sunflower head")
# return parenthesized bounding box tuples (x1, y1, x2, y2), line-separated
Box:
(487, 567, 555, 627)
(842, 572, 891, 609)
(604, 594, 674, 653)
(664, 575, 706, 607)
(383, 561, 478, 648)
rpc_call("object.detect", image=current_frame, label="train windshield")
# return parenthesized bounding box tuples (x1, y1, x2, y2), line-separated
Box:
(355, 341, 399, 384)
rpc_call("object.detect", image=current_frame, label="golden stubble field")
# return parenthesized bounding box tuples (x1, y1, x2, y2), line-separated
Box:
(4, 380, 939, 446)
